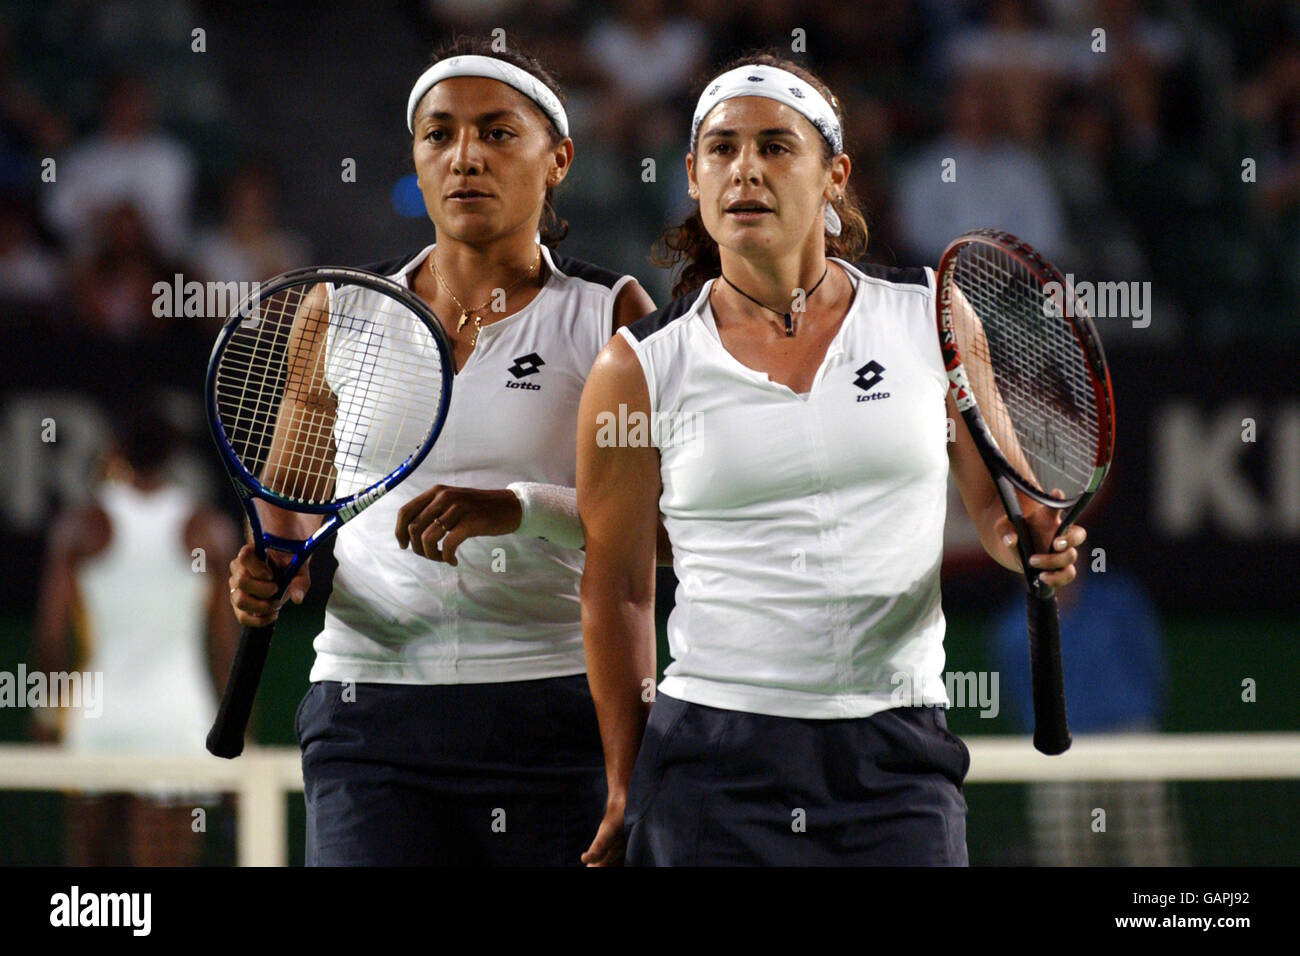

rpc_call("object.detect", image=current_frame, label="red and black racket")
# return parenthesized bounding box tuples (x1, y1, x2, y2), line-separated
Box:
(936, 229, 1115, 755)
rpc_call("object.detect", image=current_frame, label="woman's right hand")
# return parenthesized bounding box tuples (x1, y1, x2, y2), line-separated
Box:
(228, 543, 310, 627)
(581, 792, 628, 867)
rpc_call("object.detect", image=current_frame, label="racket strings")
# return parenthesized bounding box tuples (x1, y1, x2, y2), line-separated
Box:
(949, 245, 1101, 498)
(325, 291, 445, 493)
(214, 279, 446, 506)
(266, 289, 333, 503)
(218, 287, 334, 503)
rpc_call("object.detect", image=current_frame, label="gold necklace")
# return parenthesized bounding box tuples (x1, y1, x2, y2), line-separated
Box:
(430, 245, 542, 348)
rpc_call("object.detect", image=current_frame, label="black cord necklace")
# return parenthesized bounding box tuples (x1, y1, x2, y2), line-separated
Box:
(720, 265, 829, 337)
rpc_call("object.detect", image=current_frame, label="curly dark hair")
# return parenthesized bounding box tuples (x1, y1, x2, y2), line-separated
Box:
(419, 35, 570, 246)
(652, 52, 870, 297)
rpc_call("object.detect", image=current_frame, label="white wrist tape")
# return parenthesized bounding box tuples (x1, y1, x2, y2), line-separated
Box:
(507, 482, 584, 549)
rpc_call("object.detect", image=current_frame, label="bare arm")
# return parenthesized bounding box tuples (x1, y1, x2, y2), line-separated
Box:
(950, 283, 1039, 486)
(947, 389, 1025, 571)
(577, 333, 661, 865)
(31, 518, 75, 741)
(947, 282, 1085, 587)
(32, 515, 77, 679)
(611, 280, 656, 334)
(186, 509, 241, 690)
(31, 508, 108, 741)
(258, 282, 336, 537)
(229, 283, 335, 625)
(610, 281, 674, 567)
(395, 280, 672, 569)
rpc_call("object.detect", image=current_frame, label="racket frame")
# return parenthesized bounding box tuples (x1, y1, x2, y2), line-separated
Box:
(205, 265, 454, 595)
(937, 228, 1115, 539)
(935, 228, 1116, 756)
(204, 265, 453, 757)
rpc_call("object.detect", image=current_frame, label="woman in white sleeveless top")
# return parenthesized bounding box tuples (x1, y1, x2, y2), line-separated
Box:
(33, 405, 239, 865)
(577, 54, 1086, 866)
(228, 37, 654, 866)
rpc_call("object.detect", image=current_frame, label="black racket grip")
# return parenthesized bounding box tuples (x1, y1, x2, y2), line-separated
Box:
(1027, 590, 1072, 755)
(206, 623, 275, 758)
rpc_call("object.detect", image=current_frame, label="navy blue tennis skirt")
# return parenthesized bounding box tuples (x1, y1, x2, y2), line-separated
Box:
(296, 675, 606, 866)
(624, 694, 970, 866)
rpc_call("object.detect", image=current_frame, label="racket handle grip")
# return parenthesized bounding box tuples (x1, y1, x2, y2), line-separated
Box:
(1027, 591, 1072, 755)
(207, 624, 275, 759)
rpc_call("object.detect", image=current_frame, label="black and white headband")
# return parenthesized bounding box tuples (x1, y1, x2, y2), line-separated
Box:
(406, 54, 569, 137)
(691, 64, 843, 155)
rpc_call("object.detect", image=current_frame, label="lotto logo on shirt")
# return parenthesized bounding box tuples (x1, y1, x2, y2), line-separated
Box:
(854, 360, 891, 402)
(506, 352, 544, 390)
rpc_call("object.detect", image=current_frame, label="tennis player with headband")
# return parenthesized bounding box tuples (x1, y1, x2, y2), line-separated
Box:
(577, 53, 1086, 866)
(228, 36, 655, 865)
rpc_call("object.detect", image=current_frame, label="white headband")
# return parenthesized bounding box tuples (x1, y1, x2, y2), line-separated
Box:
(406, 54, 569, 137)
(691, 65, 845, 235)
(691, 65, 843, 155)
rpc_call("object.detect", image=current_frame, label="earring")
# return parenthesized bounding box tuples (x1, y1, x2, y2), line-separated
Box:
(824, 203, 842, 236)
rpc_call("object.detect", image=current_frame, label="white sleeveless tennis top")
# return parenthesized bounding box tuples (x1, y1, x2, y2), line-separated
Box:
(620, 259, 952, 718)
(311, 243, 633, 684)
(67, 481, 215, 753)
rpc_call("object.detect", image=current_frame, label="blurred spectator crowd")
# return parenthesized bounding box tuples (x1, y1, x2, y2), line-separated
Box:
(2, 0, 1299, 342)
(0, 0, 308, 340)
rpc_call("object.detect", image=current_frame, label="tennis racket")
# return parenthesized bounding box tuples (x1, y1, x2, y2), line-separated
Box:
(205, 265, 453, 758)
(936, 229, 1115, 756)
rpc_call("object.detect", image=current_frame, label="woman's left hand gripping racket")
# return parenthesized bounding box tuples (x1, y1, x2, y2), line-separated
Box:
(205, 266, 453, 758)
(936, 229, 1115, 756)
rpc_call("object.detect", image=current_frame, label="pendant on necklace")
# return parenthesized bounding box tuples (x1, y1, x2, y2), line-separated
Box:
(457, 311, 470, 332)
(783, 313, 794, 337)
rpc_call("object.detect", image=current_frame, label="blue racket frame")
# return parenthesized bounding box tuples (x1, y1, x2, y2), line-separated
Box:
(205, 265, 454, 598)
